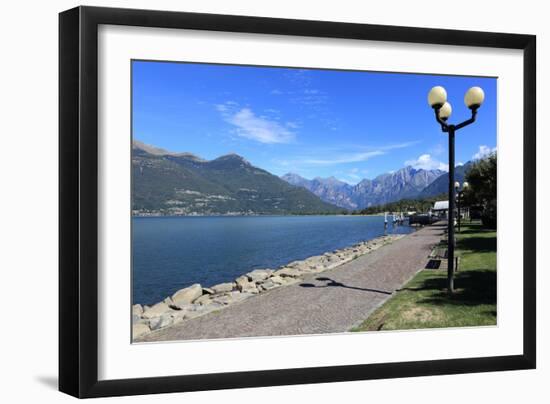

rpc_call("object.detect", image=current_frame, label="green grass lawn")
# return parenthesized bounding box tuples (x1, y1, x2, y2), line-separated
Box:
(351, 222, 496, 332)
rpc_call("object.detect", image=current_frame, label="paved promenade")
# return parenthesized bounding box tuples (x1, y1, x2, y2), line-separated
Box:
(139, 224, 445, 342)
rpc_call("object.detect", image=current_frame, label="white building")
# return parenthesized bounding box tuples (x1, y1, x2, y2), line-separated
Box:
(432, 200, 469, 220)
(433, 200, 449, 218)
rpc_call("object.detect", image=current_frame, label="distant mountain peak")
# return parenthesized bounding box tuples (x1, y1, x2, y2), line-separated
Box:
(282, 172, 305, 179)
(317, 175, 342, 183)
(282, 166, 445, 210)
(212, 153, 251, 166)
(133, 140, 204, 161)
(133, 140, 172, 156)
(132, 145, 340, 215)
(417, 161, 473, 199)
(356, 178, 372, 186)
(172, 152, 204, 159)
(216, 152, 246, 160)
(133, 140, 257, 167)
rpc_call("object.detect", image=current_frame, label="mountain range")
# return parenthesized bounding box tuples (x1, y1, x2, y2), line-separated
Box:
(282, 166, 446, 210)
(416, 161, 473, 199)
(133, 140, 468, 215)
(132, 141, 341, 215)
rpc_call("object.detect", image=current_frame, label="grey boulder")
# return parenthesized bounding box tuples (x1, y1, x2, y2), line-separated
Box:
(246, 269, 273, 282)
(142, 301, 171, 319)
(171, 283, 203, 306)
(211, 282, 235, 294)
(132, 322, 150, 338)
(132, 304, 143, 316)
(149, 313, 175, 330)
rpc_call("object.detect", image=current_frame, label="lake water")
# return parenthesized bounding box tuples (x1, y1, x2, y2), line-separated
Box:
(132, 215, 414, 305)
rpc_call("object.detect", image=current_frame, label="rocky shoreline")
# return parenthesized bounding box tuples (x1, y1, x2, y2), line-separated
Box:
(132, 234, 405, 339)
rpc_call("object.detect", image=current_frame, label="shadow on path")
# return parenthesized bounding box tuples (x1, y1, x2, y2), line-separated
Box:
(456, 236, 496, 253)
(299, 277, 392, 295)
(454, 223, 495, 236)
(398, 269, 496, 307)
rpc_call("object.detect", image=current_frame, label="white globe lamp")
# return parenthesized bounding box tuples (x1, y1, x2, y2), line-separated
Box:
(464, 86, 485, 110)
(428, 86, 447, 109)
(438, 102, 452, 121)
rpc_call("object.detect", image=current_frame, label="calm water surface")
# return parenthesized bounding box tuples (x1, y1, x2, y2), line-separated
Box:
(132, 215, 414, 305)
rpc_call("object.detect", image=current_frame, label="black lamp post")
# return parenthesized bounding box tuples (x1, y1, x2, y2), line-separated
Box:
(455, 181, 469, 233)
(428, 86, 484, 294)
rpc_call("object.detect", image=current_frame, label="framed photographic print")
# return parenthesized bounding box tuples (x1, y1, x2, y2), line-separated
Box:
(59, 6, 536, 398)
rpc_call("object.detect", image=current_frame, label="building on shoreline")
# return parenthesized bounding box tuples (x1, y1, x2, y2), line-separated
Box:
(432, 200, 470, 221)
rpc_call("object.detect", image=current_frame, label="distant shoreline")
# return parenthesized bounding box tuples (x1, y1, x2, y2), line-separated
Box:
(132, 213, 385, 218)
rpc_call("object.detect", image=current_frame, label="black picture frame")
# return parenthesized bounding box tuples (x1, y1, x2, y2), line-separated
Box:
(59, 5, 536, 398)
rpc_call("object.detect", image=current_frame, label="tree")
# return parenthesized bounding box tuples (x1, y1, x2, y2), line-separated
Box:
(353, 194, 447, 215)
(465, 152, 497, 228)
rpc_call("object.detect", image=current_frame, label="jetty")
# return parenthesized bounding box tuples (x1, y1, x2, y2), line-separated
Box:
(136, 224, 445, 342)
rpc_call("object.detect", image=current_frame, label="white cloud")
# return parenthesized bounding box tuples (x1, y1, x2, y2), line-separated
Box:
(215, 104, 228, 112)
(344, 168, 362, 182)
(285, 121, 300, 129)
(304, 150, 385, 165)
(379, 140, 421, 151)
(430, 142, 445, 156)
(225, 108, 295, 144)
(271, 141, 417, 171)
(293, 94, 328, 106)
(405, 154, 449, 171)
(473, 145, 497, 160)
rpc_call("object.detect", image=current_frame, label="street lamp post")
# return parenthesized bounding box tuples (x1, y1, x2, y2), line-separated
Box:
(428, 86, 484, 294)
(455, 181, 469, 233)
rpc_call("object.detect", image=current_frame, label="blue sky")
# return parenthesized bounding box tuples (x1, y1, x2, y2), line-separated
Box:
(132, 60, 497, 184)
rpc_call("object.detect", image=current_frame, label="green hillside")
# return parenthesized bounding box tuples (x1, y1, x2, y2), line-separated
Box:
(132, 143, 342, 216)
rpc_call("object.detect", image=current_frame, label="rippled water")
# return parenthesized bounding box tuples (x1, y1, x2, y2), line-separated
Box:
(132, 215, 414, 305)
